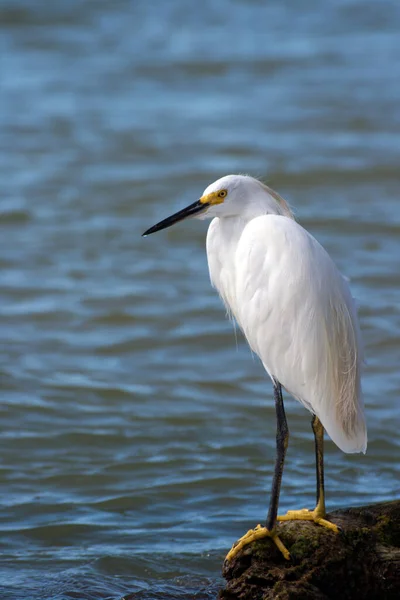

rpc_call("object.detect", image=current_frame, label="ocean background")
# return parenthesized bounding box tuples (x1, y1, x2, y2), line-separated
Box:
(1, 1, 399, 598)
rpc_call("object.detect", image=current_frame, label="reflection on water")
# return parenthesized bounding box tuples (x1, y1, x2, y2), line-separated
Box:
(1, 0, 399, 598)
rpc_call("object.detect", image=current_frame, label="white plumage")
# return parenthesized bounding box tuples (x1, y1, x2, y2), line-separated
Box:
(205, 175, 366, 453)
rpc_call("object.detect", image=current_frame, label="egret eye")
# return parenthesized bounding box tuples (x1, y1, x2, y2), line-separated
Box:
(218, 190, 227, 198)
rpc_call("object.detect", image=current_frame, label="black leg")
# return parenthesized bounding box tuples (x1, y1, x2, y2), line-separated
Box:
(226, 379, 291, 561)
(311, 415, 326, 515)
(274, 412, 337, 535)
(266, 380, 289, 531)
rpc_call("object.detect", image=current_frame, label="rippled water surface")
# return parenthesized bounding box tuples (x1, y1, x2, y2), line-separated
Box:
(1, 1, 400, 598)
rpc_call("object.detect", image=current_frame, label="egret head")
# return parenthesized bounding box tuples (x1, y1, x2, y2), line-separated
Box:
(142, 175, 292, 236)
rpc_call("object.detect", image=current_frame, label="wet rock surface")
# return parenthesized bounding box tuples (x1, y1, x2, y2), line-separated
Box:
(219, 501, 400, 600)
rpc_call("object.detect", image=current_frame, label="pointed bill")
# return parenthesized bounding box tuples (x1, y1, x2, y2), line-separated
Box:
(142, 199, 209, 236)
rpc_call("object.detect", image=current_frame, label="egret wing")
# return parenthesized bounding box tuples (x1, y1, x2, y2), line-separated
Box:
(234, 215, 366, 454)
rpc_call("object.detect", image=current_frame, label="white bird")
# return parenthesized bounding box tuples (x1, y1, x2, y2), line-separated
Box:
(142, 174, 367, 561)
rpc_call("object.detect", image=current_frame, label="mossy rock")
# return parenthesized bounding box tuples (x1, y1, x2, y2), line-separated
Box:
(220, 500, 400, 600)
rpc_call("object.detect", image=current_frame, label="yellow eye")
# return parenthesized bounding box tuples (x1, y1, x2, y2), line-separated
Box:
(218, 190, 227, 198)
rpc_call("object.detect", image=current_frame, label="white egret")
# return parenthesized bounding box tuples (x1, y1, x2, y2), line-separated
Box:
(142, 174, 367, 561)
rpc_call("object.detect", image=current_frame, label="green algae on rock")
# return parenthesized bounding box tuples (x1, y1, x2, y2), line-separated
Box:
(220, 500, 400, 600)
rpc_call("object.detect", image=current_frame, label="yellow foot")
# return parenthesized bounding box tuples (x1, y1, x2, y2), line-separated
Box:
(225, 524, 290, 562)
(277, 508, 339, 533)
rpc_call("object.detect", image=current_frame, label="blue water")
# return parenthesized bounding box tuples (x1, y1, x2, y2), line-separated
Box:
(1, 1, 399, 598)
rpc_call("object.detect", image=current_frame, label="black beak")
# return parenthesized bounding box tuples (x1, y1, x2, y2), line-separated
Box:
(142, 199, 208, 236)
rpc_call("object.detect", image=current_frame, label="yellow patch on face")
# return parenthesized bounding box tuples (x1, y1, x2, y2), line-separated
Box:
(199, 189, 228, 206)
